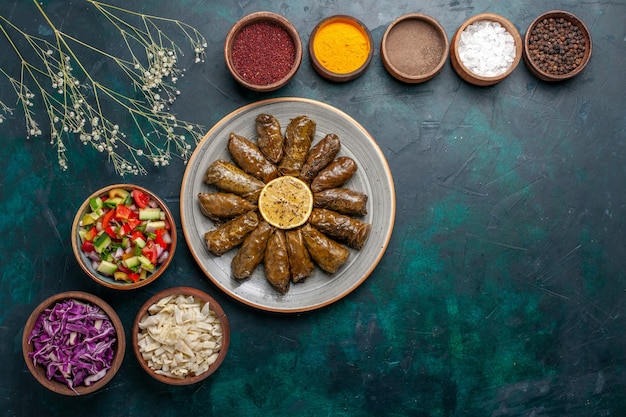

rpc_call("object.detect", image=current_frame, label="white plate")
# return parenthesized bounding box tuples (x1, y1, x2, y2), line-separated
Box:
(180, 98, 395, 312)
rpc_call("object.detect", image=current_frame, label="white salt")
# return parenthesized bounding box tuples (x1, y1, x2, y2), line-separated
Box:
(457, 20, 516, 77)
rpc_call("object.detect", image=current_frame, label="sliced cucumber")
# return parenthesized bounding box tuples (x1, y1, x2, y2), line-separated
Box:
(123, 255, 141, 269)
(139, 208, 162, 220)
(97, 260, 118, 276)
(93, 233, 111, 253)
(137, 255, 155, 271)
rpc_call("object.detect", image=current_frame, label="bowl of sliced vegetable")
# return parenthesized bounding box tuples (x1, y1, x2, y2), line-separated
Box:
(132, 286, 230, 385)
(22, 291, 125, 395)
(71, 184, 177, 290)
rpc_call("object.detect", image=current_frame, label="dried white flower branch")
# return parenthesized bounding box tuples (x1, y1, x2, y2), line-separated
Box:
(0, 0, 207, 175)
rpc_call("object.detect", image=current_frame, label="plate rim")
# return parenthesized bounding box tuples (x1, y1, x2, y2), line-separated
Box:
(180, 97, 395, 313)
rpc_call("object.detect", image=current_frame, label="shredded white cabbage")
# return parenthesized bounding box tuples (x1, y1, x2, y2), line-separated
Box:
(137, 294, 223, 379)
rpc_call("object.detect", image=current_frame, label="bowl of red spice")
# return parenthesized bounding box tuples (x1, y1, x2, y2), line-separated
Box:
(23, 291, 125, 395)
(224, 11, 303, 92)
(449, 13, 522, 86)
(523, 10, 592, 82)
(381, 13, 449, 84)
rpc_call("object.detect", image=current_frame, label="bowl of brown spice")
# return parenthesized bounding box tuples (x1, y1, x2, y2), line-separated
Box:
(224, 11, 303, 92)
(381, 13, 449, 84)
(523, 10, 592, 82)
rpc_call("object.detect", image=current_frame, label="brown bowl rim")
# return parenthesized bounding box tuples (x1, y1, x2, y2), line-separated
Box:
(522, 10, 592, 81)
(224, 11, 303, 92)
(132, 286, 230, 385)
(380, 13, 449, 84)
(308, 14, 374, 82)
(450, 13, 523, 86)
(71, 183, 177, 290)
(22, 291, 126, 396)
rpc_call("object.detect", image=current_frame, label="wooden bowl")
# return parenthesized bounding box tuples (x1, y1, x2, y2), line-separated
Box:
(523, 10, 592, 82)
(450, 13, 522, 86)
(22, 291, 125, 395)
(224, 11, 303, 92)
(71, 184, 177, 290)
(381, 13, 449, 84)
(132, 287, 230, 385)
(308, 15, 373, 82)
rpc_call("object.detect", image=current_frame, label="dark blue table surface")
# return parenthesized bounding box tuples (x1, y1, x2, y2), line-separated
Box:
(1, 1, 625, 416)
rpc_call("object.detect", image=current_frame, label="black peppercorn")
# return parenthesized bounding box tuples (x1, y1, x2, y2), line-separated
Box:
(527, 15, 587, 75)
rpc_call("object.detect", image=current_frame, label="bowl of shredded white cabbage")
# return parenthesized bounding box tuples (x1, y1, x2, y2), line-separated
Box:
(132, 286, 230, 385)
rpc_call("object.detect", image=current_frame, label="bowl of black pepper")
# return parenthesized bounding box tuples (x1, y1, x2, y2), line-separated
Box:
(224, 11, 303, 92)
(523, 10, 592, 82)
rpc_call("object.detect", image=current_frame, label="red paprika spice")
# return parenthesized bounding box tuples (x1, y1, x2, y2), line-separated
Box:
(231, 21, 296, 85)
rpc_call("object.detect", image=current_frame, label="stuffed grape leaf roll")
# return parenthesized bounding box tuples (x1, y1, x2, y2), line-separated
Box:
(204, 211, 259, 256)
(301, 224, 350, 274)
(308, 208, 371, 250)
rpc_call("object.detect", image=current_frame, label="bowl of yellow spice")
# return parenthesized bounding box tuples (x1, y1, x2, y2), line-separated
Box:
(309, 15, 374, 82)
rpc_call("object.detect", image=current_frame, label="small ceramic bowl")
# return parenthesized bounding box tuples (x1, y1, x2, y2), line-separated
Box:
(71, 184, 177, 290)
(523, 10, 592, 82)
(381, 13, 449, 83)
(224, 11, 303, 92)
(132, 286, 230, 385)
(450, 13, 522, 86)
(22, 291, 125, 395)
(309, 15, 374, 82)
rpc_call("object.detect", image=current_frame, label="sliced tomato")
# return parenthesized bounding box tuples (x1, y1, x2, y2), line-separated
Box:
(142, 240, 158, 264)
(132, 189, 151, 209)
(126, 217, 142, 231)
(131, 231, 146, 247)
(115, 204, 133, 221)
(128, 272, 140, 283)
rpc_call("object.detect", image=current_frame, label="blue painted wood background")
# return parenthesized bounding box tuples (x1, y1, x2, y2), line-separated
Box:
(1, 0, 624, 415)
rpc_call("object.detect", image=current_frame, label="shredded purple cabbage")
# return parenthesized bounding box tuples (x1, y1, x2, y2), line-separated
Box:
(28, 298, 117, 393)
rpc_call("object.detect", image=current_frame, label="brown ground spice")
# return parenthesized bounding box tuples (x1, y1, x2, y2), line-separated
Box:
(385, 19, 445, 75)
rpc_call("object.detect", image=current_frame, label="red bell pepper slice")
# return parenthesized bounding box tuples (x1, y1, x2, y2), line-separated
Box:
(84, 227, 98, 242)
(155, 229, 168, 249)
(101, 209, 115, 229)
(128, 272, 140, 282)
(132, 190, 151, 209)
(104, 225, 117, 238)
(119, 223, 133, 237)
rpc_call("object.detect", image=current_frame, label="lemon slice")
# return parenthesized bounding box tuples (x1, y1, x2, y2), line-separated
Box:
(258, 176, 313, 229)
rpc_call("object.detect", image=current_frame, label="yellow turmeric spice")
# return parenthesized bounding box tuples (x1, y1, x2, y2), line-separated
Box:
(313, 19, 370, 74)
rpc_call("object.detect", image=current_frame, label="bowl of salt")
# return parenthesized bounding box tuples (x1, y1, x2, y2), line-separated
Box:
(450, 13, 522, 86)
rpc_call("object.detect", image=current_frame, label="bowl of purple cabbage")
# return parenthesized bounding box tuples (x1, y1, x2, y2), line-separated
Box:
(22, 291, 126, 395)
(71, 184, 177, 290)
